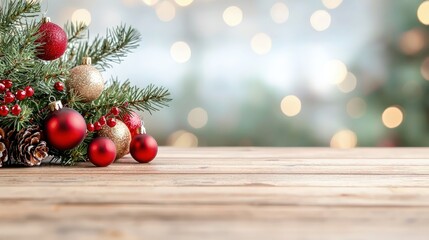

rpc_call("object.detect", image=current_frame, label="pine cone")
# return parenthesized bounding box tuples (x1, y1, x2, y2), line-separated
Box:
(10, 125, 49, 167)
(0, 128, 9, 168)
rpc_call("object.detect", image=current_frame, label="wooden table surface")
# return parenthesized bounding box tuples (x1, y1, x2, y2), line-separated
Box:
(1, 147, 429, 240)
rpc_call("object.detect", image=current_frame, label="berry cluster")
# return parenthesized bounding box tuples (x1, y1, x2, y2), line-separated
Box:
(87, 107, 120, 132)
(0, 79, 34, 116)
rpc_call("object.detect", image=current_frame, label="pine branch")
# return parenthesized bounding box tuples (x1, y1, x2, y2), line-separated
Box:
(64, 21, 88, 43)
(68, 78, 171, 123)
(0, 0, 40, 31)
(67, 24, 141, 71)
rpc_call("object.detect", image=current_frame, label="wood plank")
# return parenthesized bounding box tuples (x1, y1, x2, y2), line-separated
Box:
(0, 147, 429, 240)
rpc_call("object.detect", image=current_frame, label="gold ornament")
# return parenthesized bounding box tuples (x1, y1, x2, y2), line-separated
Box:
(66, 57, 104, 102)
(98, 120, 131, 160)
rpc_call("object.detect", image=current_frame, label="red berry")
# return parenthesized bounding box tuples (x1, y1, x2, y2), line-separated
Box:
(2, 80, 12, 89)
(54, 82, 64, 91)
(25, 86, 34, 97)
(4, 92, 15, 104)
(98, 116, 106, 126)
(0, 84, 6, 92)
(11, 104, 21, 116)
(110, 107, 120, 116)
(107, 118, 117, 127)
(15, 90, 26, 101)
(87, 123, 95, 132)
(0, 105, 9, 116)
(94, 121, 102, 131)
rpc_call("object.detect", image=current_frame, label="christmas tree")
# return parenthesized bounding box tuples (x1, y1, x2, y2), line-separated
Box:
(0, 0, 171, 167)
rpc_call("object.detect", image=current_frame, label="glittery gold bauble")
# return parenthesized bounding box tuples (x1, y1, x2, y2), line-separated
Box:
(98, 120, 131, 160)
(66, 57, 104, 102)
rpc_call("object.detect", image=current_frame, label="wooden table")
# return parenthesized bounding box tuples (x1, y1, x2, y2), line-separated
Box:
(1, 147, 429, 240)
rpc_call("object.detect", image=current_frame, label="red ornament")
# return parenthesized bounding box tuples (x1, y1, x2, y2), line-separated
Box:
(110, 107, 120, 116)
(25, 86, 34, 97)
(88, 137, 116, 167)
(87, 123, 95, 132)
(54, 82, 64, 91)
(44, 105, 87, 150)
(15, 90, 26, 101)
(98, 116, 106, 126)
(107, 118, 117, 128)
(130, 134, 158, 163)
(11, 104, 21, 116)
(0, 83, 5, 92)
(35, 18, 67, 61)
(2, 80, 12, 89)
(0, 105, 8, 116)
(4, 92, 15, 104)
(120, 112, 142, 138)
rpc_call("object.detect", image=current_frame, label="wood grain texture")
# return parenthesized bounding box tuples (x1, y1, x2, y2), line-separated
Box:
(0, 147, 429, 240)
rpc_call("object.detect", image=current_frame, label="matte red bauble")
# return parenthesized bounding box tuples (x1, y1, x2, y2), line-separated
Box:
(88, 137, 116, 167)
(45, 106, 86, 150)
(130, 134, 158, 163)
(35, 18, 67, 61)
(120, 112, 142, 138)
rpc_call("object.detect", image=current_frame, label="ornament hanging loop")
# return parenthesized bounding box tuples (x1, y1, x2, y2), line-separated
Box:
(48, 99, 63, 111)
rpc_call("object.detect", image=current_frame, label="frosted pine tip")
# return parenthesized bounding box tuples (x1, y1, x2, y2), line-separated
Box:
(42, 17, 51, 23)
(82, 57, 92, 65)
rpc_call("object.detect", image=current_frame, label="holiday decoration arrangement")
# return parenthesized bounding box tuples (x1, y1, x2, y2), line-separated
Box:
(0, 0, 170, 167)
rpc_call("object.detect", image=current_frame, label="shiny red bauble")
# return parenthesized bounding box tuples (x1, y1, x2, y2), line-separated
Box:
(130, 134, 158, 163)
(88, 137, 117, 167)
(36, 21, 67, 61)
(121, 112, 142, 138)
(44, 108, 87, 150)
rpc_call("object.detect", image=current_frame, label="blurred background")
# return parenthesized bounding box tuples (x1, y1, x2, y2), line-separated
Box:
(46, 0, 429, 147)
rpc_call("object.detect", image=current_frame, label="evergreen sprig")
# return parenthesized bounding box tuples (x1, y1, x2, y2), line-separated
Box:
(67, 24, 141, 71)
(0, 0, 40, 31)
(69, 78, 171, 124)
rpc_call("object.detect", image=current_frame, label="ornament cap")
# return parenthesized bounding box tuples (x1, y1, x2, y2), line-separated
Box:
(42, 17, 51, 23)
(48, 100, 63, 111)
(82, 57, 92, 65)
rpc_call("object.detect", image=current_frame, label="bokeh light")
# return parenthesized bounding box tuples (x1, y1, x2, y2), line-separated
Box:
(167, 130, 198, 147)
(223, 6, 243, 27)
(382, 106, 404, 129)
(280, 95, 302, 117)
(142, 0, 158, 6)
(156, 1, 176, 22)
(324, 60, 348, 84)
(420, 57, 429, 80)
(346, 97, 366, 118)
(310, 10, 331, 31)
(71, 8, 91, 25)
(170, 41, 191, 63)
(270, 2, 289, 24)
(417, 1, 429, 25)
(175, 0, 193, 7)
(330, 129, 357, 149)
(322, 0, 343, 9)
(187, 107, 208, 129)
(251, 33, 272, 55)
(337, 72, 357, 93)
(399, 29, 426, 55)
